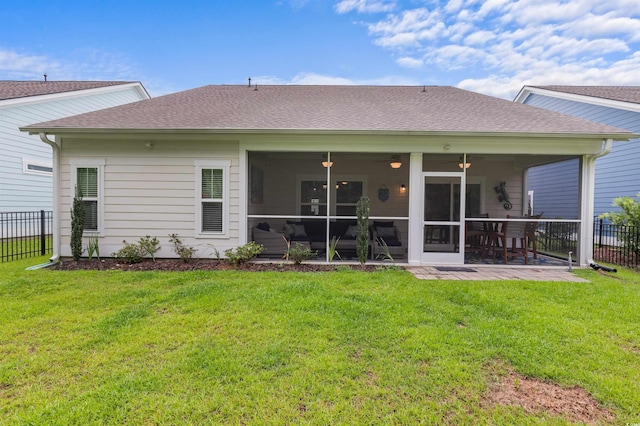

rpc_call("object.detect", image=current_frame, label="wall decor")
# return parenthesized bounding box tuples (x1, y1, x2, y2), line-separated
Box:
(494, 181, 512, 210)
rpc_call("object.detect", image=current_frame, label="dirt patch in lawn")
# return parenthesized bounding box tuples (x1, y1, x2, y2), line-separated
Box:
(52, 258, 384, 272)
(484, 367, 616, 425)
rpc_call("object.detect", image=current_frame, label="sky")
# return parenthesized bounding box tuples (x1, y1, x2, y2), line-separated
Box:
(1, 0, 640, 99)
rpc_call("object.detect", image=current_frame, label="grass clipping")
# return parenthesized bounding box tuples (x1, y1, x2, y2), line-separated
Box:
(484, 367, 616, 425)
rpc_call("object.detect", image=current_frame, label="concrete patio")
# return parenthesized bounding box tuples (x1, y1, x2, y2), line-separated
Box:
(406, 265, 588, 282)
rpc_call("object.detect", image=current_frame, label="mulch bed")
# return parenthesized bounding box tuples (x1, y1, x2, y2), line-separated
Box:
(52, 258, 384, 272)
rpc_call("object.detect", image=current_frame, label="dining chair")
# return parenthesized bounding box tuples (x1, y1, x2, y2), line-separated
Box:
(494, 217, 529, 264)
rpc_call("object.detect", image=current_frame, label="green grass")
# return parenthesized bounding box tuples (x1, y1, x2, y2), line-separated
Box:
(1, 257, 639, 424)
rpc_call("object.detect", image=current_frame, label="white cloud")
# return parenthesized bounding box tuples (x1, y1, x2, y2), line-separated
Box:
(396, 57, 424, 68)
(0, 49, 56, 79)
(336, 0, 640, 98)
(253, 72, 419, 86)
(0, 47, 141, 82)
(368, 8, 444, 48)
(464, 30, 495, 46)
(335, 0, 396, 14)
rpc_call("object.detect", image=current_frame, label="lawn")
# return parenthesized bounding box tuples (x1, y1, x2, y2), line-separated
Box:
(1, 257, 639, 425)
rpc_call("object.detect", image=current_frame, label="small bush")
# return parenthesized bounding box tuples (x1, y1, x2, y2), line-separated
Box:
(112, 240, 144, 264)
(70, 186, 85, 262)
(224, 242, 264, 266)
(356, 195, 370, 265)
(288, 243, 316, 265)
(138, 235, 160, 261)
(169, 234, 197, 262)
(86, 235, 100, 260)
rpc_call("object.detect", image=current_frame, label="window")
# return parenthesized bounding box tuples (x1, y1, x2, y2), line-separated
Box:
(196, 160, 230, 237)
(298, 177, 365, 216)
(300, 180, 327, 216)
(77, 168, 99, 231)
(335, 180, 363, 216)
(70, 159, 104, 234)
(23, 158, 53, 176)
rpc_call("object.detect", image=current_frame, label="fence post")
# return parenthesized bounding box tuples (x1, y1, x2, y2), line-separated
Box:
(598, 218, 603, 248)
(40, 209, 46, 256)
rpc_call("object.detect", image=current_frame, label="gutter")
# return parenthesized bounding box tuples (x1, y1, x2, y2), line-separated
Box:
(39, 133, 61, 263)
(579, 138, 613, 267)
(22, 127, 637, 141)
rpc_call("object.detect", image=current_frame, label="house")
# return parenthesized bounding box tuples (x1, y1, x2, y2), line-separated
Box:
(0, 80, 150, 212)
(20, 84, 634, 267)
(514, 86, 640, 219)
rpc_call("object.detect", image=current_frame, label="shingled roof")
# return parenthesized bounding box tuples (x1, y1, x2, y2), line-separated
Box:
(22, 85, 631, 137)
(530, 86, 640, 105)
(0, 81, 138, 101)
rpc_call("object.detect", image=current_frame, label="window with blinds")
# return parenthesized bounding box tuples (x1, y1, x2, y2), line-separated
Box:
(77, 167, 99, 231)
(201, 168, 224, 233)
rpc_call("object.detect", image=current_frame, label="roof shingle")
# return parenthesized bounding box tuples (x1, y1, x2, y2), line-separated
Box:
(531, 86, 640, 105)
(22, 85, 630, 136)
(0, 80, 136, 101)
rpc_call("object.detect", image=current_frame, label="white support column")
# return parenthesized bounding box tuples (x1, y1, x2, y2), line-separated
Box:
(579, 155, 596, 266)
(238, 145, 248, 245)
(407, 153, 423, 265)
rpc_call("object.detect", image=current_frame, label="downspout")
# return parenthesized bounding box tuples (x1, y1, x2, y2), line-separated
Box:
(39, 133, 61, 263)
(579, 138, 613, 266)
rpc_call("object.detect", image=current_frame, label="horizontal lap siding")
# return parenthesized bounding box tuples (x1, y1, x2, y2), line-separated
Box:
(525, 93, 640, 216)
(0, 87, 145, 211)
(59, 140, 240, 258)
(527, 159, 579, 219)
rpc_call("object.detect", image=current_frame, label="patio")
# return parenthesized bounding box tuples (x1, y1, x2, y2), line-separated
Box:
(406, 265, 587, 282)
(247, 151, 583, 267)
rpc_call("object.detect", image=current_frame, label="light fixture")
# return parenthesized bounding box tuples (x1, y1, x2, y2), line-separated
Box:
(458, 155, 471, 169)
(399, 184, 407, 193)
(322, 154, 333, 168)
(389, 155, 402, 169)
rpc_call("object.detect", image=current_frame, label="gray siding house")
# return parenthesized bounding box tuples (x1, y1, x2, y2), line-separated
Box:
(515, 86, 640, 219)
(0, 81, 149, 212)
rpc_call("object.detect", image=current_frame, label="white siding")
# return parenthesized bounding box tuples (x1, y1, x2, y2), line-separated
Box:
(59, 139, 240, 259)
(0, 87, 146, 212)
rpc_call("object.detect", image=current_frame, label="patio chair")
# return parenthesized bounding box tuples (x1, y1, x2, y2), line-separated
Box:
(252, 225, 290, 258)
(464, 213, 489, 255)
(372, 222, 403, 260)
(526, 213, 543, 259)
(493, 218, 529, 264)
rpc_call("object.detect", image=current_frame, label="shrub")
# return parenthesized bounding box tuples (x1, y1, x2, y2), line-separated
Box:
(70, 186, 85, 261)
(169, 234, 197, 262)
(288, 243, 316, 265)
(600, 192, 640, 254)
(224, 242, 264, 266)
(356, 195, 370, 265)
(138, 235, 160, 261)
(86, 235, 100, 260)
(112, 240, 144, 264)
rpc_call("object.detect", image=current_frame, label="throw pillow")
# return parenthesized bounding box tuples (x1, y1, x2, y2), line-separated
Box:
(257, 222, 270, 231)
(293, 224, 307, 237)
(344, 225, 358, 238)
(376, 227, 396, 239)
(373, 221, 394, 228)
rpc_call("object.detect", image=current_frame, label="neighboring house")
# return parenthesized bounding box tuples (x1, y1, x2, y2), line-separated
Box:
(21, 85, 633, 267)
(515, 86, 640, 219)
(0, 80, 150, 212)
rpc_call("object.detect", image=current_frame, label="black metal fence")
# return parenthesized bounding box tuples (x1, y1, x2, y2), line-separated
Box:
(0, 210, 53, 262)
(593, 218, 639, 269)
(537, 221, 579, 258)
